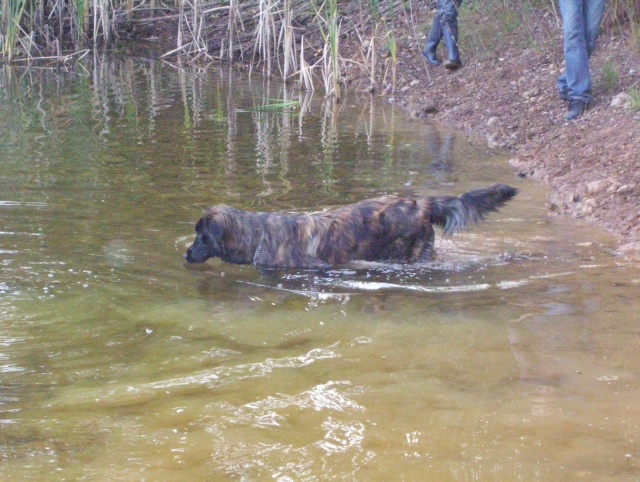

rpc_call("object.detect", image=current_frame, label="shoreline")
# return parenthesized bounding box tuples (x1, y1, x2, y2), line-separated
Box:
(372, 31, 639, 258)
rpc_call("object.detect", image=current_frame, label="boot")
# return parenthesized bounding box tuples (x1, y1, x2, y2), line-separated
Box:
(442, 18, 462, 70)
(422, 20, 442, 66)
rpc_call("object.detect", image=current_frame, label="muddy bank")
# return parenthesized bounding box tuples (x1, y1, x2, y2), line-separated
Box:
(380, 29, 640, 257)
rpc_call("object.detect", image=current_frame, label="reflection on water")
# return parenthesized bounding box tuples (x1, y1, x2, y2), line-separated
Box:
(2, 58, 640, 480)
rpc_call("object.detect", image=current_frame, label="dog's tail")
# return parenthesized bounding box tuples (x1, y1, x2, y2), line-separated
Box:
(428, 184, 518, 234)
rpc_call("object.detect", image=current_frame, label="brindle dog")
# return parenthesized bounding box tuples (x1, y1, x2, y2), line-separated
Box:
(185, 184, 518, 269)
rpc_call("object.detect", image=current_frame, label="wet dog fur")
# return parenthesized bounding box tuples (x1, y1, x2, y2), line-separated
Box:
(185, 184, 518, 269)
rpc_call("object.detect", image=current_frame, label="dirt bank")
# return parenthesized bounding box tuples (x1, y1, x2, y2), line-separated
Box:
(350, 17, 640, 257)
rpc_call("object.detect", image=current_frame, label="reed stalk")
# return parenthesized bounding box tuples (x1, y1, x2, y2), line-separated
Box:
(227, 0, 236, 60)
(1, 0, 28, 62)
(385, 28, 397, 92)
(254, 0, 276, 77)
(279, 0, 298, 81)
(316, 0, 341, 99)
(298, 35, 315, 91)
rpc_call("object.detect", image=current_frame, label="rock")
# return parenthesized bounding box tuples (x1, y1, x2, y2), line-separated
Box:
(409, 79, 420, 87)
(576, 242, 593, 247)
(487, 116, 499, 126)
(565, 192, 579, 203)
(617, 183, 637, 195)
(610, 92, 632, 108)
(606, 180, 622, 193)
(420, 103, 438, 115)
(508, 157, 522, 167)
(616, 242, 640, 259)
(586, 178, 611, 195)
(575, 201, 593, 215)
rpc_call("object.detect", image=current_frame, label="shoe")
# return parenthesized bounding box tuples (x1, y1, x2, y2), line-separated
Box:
(558, 88, 570, 102)
(565, 98, 588, 121)
(422, 20, 443, 66)
(442, 19, 462, 70)
(422, 46, 442, 66)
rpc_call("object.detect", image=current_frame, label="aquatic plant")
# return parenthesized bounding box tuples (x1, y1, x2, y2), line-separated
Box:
(315, 0, 342, 99)
(248, 98, 300, 112)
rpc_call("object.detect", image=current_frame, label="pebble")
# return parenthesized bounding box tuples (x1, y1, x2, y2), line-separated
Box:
(610, 92, 632, 108)
(586, 179, 611, 195)
(617, 184, 637, 195)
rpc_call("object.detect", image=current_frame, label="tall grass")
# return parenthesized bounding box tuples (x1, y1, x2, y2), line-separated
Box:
(608, 0, 640, 50)
(601, 57, 619, 94)
(2, 0, 640, 101)
(1, 0, 115, 62)
(316, 0, 341, 99)
(1, 0, 29, 62)
(629, 84, 640, 111)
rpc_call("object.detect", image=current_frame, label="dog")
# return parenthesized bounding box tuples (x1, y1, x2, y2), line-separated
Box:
(184, 184, 518, 269)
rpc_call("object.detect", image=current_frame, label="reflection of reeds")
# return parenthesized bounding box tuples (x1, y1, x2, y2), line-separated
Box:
(1, 57, 420, 207)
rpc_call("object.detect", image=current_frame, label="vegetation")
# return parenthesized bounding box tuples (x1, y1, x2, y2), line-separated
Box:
(2, 0, 639, 96)
(601, 57, 619, 94)
(629, 84, 640, 111)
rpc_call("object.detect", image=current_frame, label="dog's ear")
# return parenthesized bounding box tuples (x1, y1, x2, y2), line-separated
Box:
(204, 216, 224, 241)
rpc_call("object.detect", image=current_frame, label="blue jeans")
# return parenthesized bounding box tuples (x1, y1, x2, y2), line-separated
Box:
(557, 0, 605, 102)
(436, 0, 462, 23)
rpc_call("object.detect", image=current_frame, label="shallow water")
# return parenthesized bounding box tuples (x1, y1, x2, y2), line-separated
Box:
(1, 59, 640, 481)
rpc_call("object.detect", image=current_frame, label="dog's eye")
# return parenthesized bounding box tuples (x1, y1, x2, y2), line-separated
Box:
(203, 231, 217, 246)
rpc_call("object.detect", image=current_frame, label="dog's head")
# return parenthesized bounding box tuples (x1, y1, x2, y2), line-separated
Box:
(184, 215, 224, 264)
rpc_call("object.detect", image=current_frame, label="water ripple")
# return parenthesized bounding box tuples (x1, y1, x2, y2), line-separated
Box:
(150, 345, 340, 390)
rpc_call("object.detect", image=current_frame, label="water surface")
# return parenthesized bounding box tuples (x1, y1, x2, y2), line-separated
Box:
(1, 59, 640, 481)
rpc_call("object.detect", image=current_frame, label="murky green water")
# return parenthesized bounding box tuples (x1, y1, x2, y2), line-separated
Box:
(1, 59, 640, 481)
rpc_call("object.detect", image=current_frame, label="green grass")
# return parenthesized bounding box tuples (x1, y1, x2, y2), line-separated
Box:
(601, 57, 619, 94)
(1, 0, 28, 62)
(629, 85, 640, 111)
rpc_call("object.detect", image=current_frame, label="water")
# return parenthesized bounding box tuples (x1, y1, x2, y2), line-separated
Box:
(1, 59, 640, 481)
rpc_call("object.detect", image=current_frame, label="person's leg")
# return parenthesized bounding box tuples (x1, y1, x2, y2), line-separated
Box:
(584, 0, 605, 57)
(423, 17, 443, 66)
(559, 0, 591, 102)
(440, 0, 463, 69)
